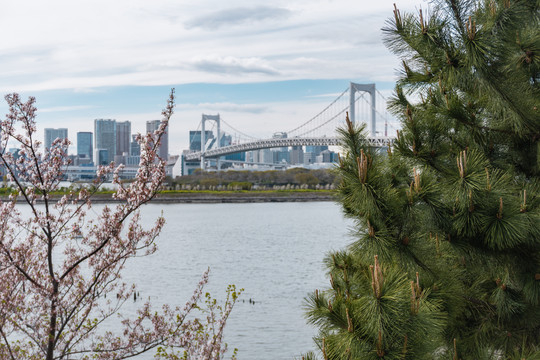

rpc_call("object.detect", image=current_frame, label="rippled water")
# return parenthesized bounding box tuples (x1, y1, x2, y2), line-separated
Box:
(18, 201, 354, 359)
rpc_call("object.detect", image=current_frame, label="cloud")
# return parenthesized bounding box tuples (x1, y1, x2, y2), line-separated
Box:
(0, 0, 426, 92)
(40, 105, 98, 113)
(193, 102, 269, 114)
(305, 92, 346, 99)
(72, 88, 102, 94)
(192, 55, 279, 76)
(185, 6, 291, 30)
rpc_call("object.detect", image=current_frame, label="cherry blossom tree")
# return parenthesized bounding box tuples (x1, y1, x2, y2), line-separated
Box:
(0, 91, 240, 360)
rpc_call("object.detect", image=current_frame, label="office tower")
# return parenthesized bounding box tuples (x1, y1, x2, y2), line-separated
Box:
(94, 119, 116, 164)
(130, 134, 140, 156)
(77, 132, 93, 162)
(44, 128, 68, 150)
(189, 130, 214, 151)
(116, 121, 131, 156)
(303, 152, 316, 165)
(146, 120, 168, 160)
(305, 145, 328, 156)
(271, 132, 289, 164)
(290, 146, 304, 165)
(220, 134, 245, 162)
(259, 149, 273, 163)
(319, 149, 336, 163)
(96, 149, 109, 166)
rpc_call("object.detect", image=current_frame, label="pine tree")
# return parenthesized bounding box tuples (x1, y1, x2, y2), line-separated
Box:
(305, 0, 539, 358)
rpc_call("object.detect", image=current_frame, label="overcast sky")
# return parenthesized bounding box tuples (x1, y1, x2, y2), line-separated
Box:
(0, 0, 427, 156)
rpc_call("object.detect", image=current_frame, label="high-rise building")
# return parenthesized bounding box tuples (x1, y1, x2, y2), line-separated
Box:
(220, 134, 245, 162)
(96, 149, 109, 166)
(116, 121, 131, 156)
(130, 134, 140, 156)
(44, 128, 68, 150)
(259, 149, 273, 163)
(147, 120, 168, 160)
(274, 150, 290, 164)
(77, 132, 93, 162)
(290, 146, 304, 165)
(303, 152, 316, 165)
(189, 130, 214, 151)
(318, 149, 337, 163)
(305, 145, 328, 156)
(94, 119, 116, 164)
(271, 132, 290, 164)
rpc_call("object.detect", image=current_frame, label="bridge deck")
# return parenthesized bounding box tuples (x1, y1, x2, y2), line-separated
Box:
(184, 136, 394, 160)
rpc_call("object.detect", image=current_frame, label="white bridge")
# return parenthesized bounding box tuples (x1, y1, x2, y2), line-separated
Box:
(184, 136, 393, 161)
(183, 82, 397, 171)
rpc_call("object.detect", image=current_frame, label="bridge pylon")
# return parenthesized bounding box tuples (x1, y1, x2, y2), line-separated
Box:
(349, 82, 376, 137)
(201, 114, 221, 170)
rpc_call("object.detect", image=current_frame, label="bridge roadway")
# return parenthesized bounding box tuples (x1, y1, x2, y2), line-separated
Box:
(183, 136, 395, 161)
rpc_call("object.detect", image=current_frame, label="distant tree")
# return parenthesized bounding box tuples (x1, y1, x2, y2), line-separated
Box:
(0, 91, 240, 360)
(175, 168, 337, 188)
(305, 0, 539, 358)
(294, 172, 319, 187)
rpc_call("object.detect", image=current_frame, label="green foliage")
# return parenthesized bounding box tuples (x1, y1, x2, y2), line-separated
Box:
(0, 187, 16, 195)
(174, 168, 339, 188)
(227, 181, 252, 190)
(295, 172, 320, 186)
(305, 1, 539, 359)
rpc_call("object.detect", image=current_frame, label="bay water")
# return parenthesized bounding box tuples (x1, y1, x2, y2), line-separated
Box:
(19, 201, 355, 359)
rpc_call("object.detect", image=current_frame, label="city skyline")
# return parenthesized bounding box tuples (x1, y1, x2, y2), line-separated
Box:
(0, 0, 428, 155)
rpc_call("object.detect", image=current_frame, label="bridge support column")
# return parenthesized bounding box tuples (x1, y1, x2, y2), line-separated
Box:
(200, 114, 221, 171)
(201, 115, 206, 170)
(216, 117, 221, 171)
(349, 82, 376, 137)
(349, 83, 356, 127)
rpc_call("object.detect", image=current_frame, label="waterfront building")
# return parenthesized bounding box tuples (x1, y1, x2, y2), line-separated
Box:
(44, 128, 68, 150)
(247, 150, 259, 163)
(181, 150, 202, 176)
(116, 121, 131, 156)
(303, 152, 316, 165)
(189, 130, 214, 151)
(290, 146, 304, 165)
(220, 134, 245, 163)
(130, 135, 140, 156)
(305, 145, 328, 156)
(273, 150, 290, 164)
(75, 156, 93, 166)
(114, 154, 127, 165)
(126, 155, 141, 166)
(95, 149, 109, 166)
(94, 119, 116, 164)
(77, 132, 93, 163)
(147, 120, 168, 160)
(259, 149, 273, 164)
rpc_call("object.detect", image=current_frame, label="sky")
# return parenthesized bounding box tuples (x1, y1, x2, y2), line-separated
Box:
(0, 0, 428, 155)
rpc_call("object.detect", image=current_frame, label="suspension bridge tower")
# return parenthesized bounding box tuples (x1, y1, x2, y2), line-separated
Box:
(201, 114, 221, 170)
(349, 82, 376, 137)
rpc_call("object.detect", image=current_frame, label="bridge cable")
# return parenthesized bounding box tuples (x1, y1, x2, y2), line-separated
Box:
(357, 93, 398, 129)
(286, 87, 348, 135)
(220, 116, 259, 141)
(294, 92, 367, 137)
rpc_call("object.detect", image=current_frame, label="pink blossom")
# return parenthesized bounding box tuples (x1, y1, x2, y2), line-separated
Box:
(0, 90, 239, 360)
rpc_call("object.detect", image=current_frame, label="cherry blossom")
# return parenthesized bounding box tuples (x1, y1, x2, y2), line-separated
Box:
(0, 90, 239, 360)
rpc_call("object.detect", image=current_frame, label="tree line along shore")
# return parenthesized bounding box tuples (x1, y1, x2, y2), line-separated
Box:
(0, 168, 340, 203)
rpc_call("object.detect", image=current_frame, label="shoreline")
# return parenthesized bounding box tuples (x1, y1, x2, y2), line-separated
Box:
(152, 191, 337, 203)
(5, 190, 338, 204)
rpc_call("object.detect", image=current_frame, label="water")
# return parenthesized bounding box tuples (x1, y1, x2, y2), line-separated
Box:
(17, 201, 354, 359)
